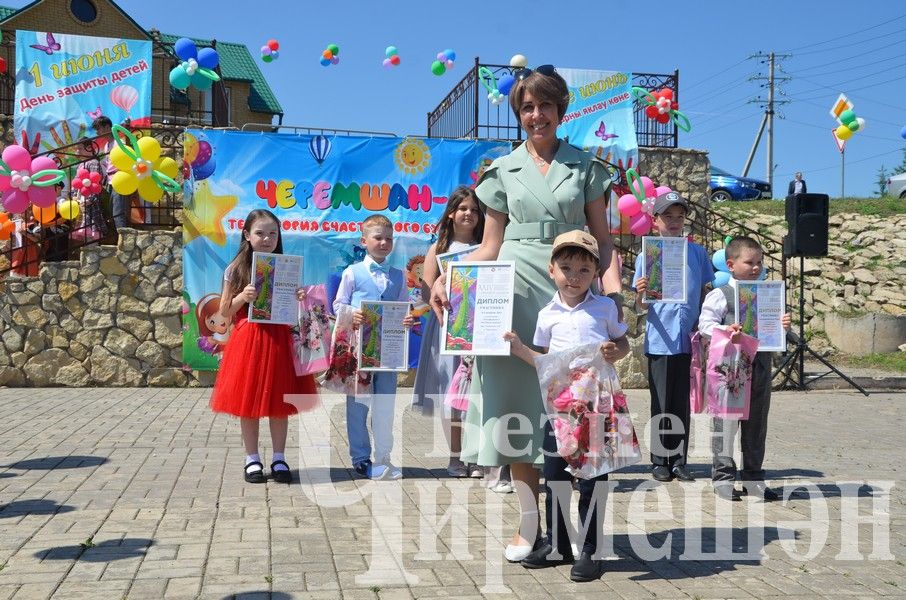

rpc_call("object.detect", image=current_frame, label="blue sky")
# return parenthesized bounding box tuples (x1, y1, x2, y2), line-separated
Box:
(18, 0, 906, 197)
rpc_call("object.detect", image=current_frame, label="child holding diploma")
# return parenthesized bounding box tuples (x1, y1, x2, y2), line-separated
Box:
(698, 236, 791, 501)
(334, 214, 414, 480)
(632, 192, 714, 483)
(210, 209, 317, 484)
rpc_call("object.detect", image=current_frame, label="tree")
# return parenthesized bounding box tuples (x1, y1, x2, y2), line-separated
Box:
(875, 164, 889, 197)
(893, 148, 906, 176)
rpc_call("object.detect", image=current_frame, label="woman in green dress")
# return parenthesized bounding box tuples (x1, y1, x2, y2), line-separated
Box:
(430, 66, 618, 561)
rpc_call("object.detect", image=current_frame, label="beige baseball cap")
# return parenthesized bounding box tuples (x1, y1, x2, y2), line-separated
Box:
(551, 230, 600, 260)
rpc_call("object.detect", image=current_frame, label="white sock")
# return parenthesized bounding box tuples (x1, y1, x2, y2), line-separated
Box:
(272, 452, 288, 471)
(245, 454, 262, 472)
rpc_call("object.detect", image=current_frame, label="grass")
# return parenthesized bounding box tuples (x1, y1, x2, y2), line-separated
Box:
(264, 575, 273, 584)
(836, 352, 906, 374)
(712, 197, 904, 217)
(79, 537, 95, 550)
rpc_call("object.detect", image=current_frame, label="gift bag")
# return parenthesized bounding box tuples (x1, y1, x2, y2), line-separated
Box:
(293, 285, 332, 376)
(320, 304, 372, 395)
(689, 331, 707, 414)
(535, 342, 641, 479)
(444, 355, 474, 412)
(705, 326, 759, 420)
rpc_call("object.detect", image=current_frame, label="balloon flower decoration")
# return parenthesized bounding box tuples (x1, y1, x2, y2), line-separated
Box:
(833, 109, 865, 142)
(182, 132, 216, 181)
(108, 125, 180, 203)
(711, 237, 767, 287)
(382, 46, 400, 69)
(169, 38, 220, 91)
(0, 212, 14, 241)
(431, 49, 455, 76)
(0, 145, 66, 213)
(616, 168, 673, 236)
(320, 44, 339, 67)
(631, 87, 691, 132)
(71, 166, 102, 198)
(261, 39, 279, 63)
(478, 67, 506, 105)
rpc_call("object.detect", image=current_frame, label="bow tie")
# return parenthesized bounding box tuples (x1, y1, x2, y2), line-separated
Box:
(369, 261, 389, 274)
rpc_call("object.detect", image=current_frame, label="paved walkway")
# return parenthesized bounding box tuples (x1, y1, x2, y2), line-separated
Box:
(0, 387, 903, 599)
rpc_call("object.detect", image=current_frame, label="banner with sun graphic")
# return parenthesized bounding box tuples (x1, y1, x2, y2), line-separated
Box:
(181, 130, 510, 370)
(14, 30, 152, 154)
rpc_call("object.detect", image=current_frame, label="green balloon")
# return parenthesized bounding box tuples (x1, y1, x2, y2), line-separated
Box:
(847, 119, 860, 132)
(839, 109, 855, 125)
(431, 60, 446, 76)
(262, 54, 273, 63)
(327, 44, 339, 56)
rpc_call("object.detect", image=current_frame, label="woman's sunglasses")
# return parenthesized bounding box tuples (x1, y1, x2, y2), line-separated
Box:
(513, 64, 556, 81)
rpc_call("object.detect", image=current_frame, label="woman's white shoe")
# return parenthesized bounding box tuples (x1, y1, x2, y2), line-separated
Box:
(504, 544, 533, 562)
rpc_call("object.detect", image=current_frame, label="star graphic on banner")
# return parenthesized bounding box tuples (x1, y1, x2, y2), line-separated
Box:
(183, 180, 238, 246)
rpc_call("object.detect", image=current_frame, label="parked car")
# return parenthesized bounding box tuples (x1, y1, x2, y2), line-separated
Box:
(887, 172, 906, 198)
(709, 167, 772, 202)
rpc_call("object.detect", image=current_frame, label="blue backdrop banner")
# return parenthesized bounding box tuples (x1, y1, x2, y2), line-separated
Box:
(181, 130, 510, 370)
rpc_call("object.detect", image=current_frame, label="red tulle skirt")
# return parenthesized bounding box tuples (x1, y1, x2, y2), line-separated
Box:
(210, 312, 317, 418)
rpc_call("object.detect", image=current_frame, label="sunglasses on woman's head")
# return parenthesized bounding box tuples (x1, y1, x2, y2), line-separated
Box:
(514, 64, 556, 81)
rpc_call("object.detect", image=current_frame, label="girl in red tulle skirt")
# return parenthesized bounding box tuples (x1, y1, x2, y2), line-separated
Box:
(210, 209, 318, 484)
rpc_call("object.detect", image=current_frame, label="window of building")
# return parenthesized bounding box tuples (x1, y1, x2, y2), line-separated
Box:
(70, 0, 98, 23)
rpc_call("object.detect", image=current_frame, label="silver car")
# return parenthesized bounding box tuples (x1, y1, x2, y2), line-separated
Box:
(888, 172, 906, 198)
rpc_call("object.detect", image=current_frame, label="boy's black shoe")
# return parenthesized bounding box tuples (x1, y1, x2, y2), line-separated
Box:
(671, 465, 696, 482)
(570, 551, 605, 582)
(652, 465, 672, 482)
(714, 484, 741, 501)
(353, 459, 373, 479)
(520, 542, 574, 569)
(742, 481, 779, 501)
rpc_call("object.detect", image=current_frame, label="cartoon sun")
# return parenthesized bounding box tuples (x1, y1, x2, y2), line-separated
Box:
(394, 138, 431, 175)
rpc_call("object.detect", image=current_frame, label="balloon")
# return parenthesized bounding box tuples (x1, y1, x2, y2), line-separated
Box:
(137, 136, 161, 163)
(58, 199, 79, 221)
(385, 46, 398, 57)
(389, 54, 400, 66)
(855, 117, 865, 131)
(712, 249, 729, 272)
(261, 46, 272, 56)
(445, 59, 454, 69)
(0, 57, 7, 75)
(318, 57, 328, 66)
(330, 56, 339, 65)
(270, 51, 279, 60)
(713, 271, 732, 287)
(382, 58, 392, 69)
(191, 157, 215, 181)
(0, 212, 13, 241)
(264, 54, 274, 64)
(847, 120, 859, 132)
(835, 124, 853, 140)
(645, 105, 658, 119)
(437, 52, 446, 61)
(168, 67, 191, 90)
(901, 125, 906, 140)
(443, 49, 456, 61)
(629, 212, 652, 236)
(3, 144, 33, 170)
(758, 267, 768, 281)
(309, 135, 332, 165)
(0, 145, 65, 212)
(654, 185, 672, 197)
(174, 37, 197, 61)
(510, 54, 527, 68)
(32, 204, 55, 224)
(498, 74, 515, 95)
(322, 49, 333, 60)
(327, 44, 339, 56)
(268, 39, 280, 51)
(191, 141, 212, 168)
(617, 193, 642, 217)
(196, 48, 219, 70)
(110, 85, 138, 115)
(2, 191, 28, 213)
(640, 176, 656, 200)
(431, 60, 446, 76)
(838, 109, 855, 125)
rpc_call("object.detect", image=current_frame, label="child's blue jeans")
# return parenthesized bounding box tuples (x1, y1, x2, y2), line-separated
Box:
(346, 372, 397, 466)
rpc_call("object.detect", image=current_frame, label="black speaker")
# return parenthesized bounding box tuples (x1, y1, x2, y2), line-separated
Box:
(783, 193, 829, 257)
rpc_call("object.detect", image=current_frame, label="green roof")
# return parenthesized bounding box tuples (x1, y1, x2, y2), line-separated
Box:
(0, 6, 16, 19)
(160, 33, 283, 115)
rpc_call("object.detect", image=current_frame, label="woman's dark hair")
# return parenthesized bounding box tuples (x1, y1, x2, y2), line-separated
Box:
(227, 209, 282, 294)
(509, 70, 570, 122)
(91, 116, 112, 131)
(435, 186, 484, 254)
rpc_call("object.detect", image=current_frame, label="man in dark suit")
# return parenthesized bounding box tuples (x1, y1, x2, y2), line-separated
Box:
(788, 172, 807, 195)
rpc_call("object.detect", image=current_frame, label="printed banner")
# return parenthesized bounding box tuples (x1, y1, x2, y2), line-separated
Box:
(182, 130, 509, 370)
(556, 68, 638, 234)
(15, 30, 152, 153)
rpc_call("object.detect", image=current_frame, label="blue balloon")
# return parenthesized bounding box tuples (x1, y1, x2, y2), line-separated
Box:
(713, 271, 731, 287)
(174, 37, 197, 61)
(498, 74, 516, 95)
(320, 57, 330, 67)
(901, 125, 906, 140)
(196, 47, 219, 70)
(712, 249, 729, 272)
(192, 157, 216, 181)
(444, 49, 456, 61)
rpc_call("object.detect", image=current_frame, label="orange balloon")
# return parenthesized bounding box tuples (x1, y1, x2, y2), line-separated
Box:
(32, 204, 56, 224)
(322, 49, 333, 60)
(0, 213, 12, 241)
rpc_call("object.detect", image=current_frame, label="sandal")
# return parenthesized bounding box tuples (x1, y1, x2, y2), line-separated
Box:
(244, 461, 266, 484)
(270, 460, 292, 484)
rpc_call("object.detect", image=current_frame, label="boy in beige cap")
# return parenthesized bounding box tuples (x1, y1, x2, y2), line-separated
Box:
(505, 230, 629, 582)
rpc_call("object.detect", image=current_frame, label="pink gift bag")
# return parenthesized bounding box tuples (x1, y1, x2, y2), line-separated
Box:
(705, 327, 759, 420)
(689, 332, 707, 414)
(293, 285, 332, 376)
(444, 355, 473, 412)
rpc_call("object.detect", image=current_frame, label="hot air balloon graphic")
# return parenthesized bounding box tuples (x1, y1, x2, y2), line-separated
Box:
(110, 85, 138, 119)
(309, 135, 332, 166)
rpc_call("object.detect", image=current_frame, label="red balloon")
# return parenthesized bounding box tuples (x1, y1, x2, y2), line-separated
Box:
(389, 54, 400, 65)
(191, 140, 212, 168)
(660, 88, 673, 99)
(0, 57, 6, 74)
(656, 113, 670, 124)
(267, 39, 279, 51)
(645, 105, 658, 119)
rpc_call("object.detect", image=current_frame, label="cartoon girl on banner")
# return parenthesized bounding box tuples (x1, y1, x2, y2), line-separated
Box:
(196, 294, 232, 356)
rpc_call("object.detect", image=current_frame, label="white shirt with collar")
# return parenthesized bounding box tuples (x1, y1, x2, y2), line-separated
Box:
(333, 255, 407, 312)
(699, 278, 737, 338)
(533, 290, 628, 352)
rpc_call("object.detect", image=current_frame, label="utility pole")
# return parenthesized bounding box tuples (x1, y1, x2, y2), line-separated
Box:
(742, 52, 790, 195)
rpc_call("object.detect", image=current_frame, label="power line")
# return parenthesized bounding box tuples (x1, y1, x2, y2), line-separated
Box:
(775, 146, 904, 179)
(783, 38, 906, 75)
(682, 57, 750, 95)
(784, 15, 906, 53)
(682, 111, 763, 140)
(784, 48, 906, 78)
(786, 72, 906, 99)
(781, 117, 896, 142)
(782, 96, 904, 128)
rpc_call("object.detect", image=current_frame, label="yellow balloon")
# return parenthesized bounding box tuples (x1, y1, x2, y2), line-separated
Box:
(835, 124, 853, 141)
(137, 135, 161, 163)
(110, 144, 133, 172)
(58, 199, 80, 220)
(111, 170, 138, 195)
(183, 133, 199, 164)
(156, 156, 179, 179)
(138, 177, 163, 203)
(32, 204, 56, 224)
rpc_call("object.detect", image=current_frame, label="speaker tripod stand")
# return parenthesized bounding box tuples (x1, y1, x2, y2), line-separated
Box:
(772, 255, 869, 396)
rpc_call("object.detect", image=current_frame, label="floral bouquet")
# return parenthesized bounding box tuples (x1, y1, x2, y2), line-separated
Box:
(535, 342, 641, 479)
(292, 285, 332, 376)
(705, 326, 757, 419)
(321, 305, 372, 396)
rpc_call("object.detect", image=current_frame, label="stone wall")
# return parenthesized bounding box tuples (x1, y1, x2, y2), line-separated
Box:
(0, 228, 211, 387)
(639, 147, 711, 207)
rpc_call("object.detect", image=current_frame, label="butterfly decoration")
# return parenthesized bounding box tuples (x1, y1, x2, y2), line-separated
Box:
(30, 32, 61, 55)
(594, 121, 619, 142)
(86, 107, 103, 120)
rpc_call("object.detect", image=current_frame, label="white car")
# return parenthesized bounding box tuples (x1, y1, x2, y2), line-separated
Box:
(888, 172, 906, 198)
